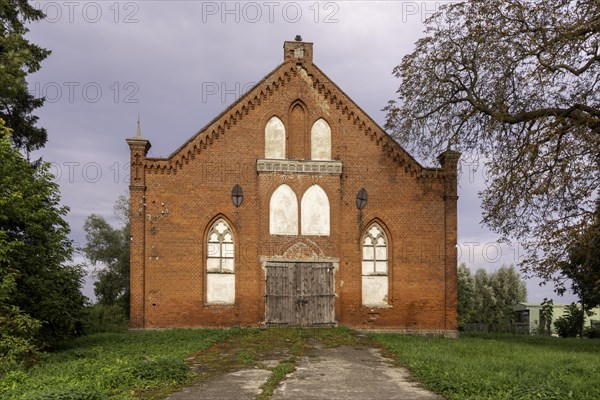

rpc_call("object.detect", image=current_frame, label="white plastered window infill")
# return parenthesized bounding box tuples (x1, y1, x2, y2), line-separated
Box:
(269, 184, 299, 235)
(301, 184, 330, 236)
(265, 116, 285, 159)
(311, 118, 331, 161)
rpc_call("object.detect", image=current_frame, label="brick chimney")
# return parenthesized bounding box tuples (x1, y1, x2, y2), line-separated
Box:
(284, 36, 313, 64)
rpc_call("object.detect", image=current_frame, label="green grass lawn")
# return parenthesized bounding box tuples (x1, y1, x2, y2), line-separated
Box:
(372, 333, 600, 400)
(4, 329, 599, 400)
(0, 329, 239, 400)
(0, 327, 359, 400)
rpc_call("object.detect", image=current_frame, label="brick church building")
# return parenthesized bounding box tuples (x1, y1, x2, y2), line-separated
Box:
(127, 39, 460, 336)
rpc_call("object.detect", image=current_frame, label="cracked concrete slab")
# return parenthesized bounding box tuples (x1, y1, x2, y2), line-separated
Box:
(166, 368, 272, 400)
(271, 346, 443, 400)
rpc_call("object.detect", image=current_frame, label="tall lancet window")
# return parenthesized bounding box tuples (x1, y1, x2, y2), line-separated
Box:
(270, 184, 298, 235)
(301, 185, 330, 236)
(265, 116, 286, 159)
(362, 223, 389, 306)
(310, 118, 331, 160)
(206, 219, 235, 304)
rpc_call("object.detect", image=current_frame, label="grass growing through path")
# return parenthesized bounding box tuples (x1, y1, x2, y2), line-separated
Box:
(372, 333, 600, 400)
(257, 358, 297, 400)
(187, 326, 360, 400)
(0, 329, 239, 399)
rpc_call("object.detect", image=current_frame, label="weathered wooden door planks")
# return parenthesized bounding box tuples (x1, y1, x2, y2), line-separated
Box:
(265, 262, 334, 326)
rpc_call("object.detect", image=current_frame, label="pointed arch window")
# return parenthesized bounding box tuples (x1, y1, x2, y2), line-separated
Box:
(265, 116, 286, 159)
(270, 184, 298, 235)
(362, 223, 388, 306)
(206, 219, 235, 304)
(311, 118, 331, 161)
(301, 185, 330, 236)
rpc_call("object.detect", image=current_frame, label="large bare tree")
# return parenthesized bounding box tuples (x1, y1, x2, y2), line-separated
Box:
(384, 0, 600, 285)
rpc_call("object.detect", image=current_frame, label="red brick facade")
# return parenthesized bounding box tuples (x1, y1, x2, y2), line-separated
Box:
(127, 40, 459, 335)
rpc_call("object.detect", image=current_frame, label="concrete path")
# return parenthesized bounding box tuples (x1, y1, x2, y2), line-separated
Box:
(271, 346, 443, 400)
(167, 368, 272, 400)
(166, 343, 443, 400)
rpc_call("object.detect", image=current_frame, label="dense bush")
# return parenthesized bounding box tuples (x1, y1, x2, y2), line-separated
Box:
(0, 267, 40, 374)
(0, 304, 41, 374)
(554, 303, 585, 338)
(81, 304, 129, 334)
(585, 325, 600, 339)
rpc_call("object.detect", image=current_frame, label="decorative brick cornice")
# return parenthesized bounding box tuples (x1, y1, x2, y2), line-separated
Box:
(257, 159, 343, 175)
(420, 168, 443, 179)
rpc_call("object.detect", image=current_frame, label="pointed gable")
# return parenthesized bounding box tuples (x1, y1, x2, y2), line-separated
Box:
(143, 40, 437, 178)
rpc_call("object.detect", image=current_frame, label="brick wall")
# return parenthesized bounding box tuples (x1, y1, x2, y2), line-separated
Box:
(127, 40, 459, 335)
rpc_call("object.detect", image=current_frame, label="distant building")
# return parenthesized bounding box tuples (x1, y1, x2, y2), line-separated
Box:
(126, 39, 460, 335)
(514, 302, 600, 334)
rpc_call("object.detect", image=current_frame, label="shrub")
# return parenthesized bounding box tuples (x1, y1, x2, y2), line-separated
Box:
(585, 325, 600, 339)
(0, 304, 41, 374)
(554, 303, 584, 338)
(0, 271, 41, 374)
(81, 304, 128, 334)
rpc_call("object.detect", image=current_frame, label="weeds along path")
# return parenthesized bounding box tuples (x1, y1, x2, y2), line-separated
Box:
(166, 327, 441, 400)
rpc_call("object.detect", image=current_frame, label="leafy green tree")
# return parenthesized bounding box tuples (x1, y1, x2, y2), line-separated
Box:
(458, 265, 527, 331)
(472, 269, 494, 324)
(558, 201, 600, 314)
(457, 263, 476, 328)
(384, 0, 600, 285)
(0, 119, 85, 349)
(489, 266, 528, 328)
(83, 196, 130, 316)
(554, 303, 585, 338)
(0, 0, 51, 152)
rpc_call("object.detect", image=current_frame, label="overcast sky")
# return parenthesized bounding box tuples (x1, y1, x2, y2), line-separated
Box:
(25, 0, 576, 304)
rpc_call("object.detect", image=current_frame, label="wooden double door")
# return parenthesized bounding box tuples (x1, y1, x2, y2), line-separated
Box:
(265, 262, 335, 326)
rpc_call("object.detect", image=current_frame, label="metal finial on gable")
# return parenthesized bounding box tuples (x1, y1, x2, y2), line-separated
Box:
(295, 35, 302, 41)
(136, 114, 141, 138)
